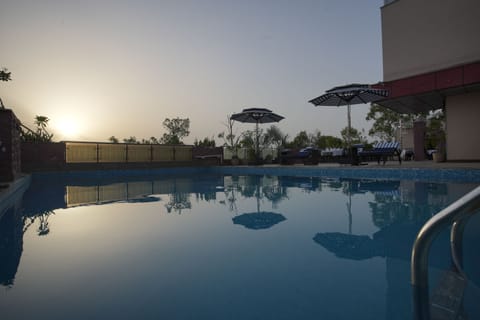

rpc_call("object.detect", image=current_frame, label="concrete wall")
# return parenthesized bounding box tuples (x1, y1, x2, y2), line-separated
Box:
(446, 91, 480, 161)
(0, 110, 22, 182)
(381, 0, 480, 81)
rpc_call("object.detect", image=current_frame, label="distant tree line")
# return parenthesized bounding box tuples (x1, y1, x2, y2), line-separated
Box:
(109, 117, 191, 145)
(2, 67, 444, 152)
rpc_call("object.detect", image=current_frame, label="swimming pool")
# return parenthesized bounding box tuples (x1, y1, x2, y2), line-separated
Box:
(1, 168, 479, 320)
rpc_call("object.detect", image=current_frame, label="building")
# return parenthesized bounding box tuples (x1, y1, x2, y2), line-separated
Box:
(377, 0, 480, 161)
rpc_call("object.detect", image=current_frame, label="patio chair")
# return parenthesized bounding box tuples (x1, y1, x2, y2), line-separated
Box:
(280, 147, 320, 165)
(358, 142, 401, 165)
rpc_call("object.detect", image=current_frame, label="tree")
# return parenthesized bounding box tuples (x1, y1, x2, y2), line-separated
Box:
(316, 135, 343, 149)
(264, 125, 288, 151)
(1, 68, 12, 110)
(425, 109, 445, 150)
(218, 115, 242, 158)
(366, 104, 417, 141)
(239, 130, 256, 160)
(123, 136, 139, 144)
(159, 117, 190, 145)
(0, 68, 11, 82)
(108, 136, 119, 143)
(289, 130, 310, 148)
(309, 130, 322, 147)
(21, 115, 54, 142)
(340, 127, 367, 146)
(35, 116, 53, 141)
(194, 137, 216, 147)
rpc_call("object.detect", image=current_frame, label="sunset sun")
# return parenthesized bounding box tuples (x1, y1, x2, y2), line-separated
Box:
(54, 116, 83, 140)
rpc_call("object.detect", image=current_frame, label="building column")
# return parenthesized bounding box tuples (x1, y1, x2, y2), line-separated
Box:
(413, 120, 426, 161)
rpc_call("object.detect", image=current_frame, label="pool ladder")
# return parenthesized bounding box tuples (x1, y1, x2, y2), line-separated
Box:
(411, 185, 480, 320)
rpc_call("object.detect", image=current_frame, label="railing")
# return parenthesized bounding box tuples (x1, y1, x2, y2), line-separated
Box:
(65, 142, 193, 163)
(411, 185, 480, 320)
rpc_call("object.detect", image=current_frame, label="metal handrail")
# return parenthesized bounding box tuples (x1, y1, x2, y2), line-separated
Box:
(411, 185, 480, 320)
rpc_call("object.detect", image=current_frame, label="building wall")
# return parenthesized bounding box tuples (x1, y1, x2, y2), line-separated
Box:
(0, 110, 22, 182)
(382, 0, 480, 81)
(446, 91, 480, 161)
(395, 126, 414, 150)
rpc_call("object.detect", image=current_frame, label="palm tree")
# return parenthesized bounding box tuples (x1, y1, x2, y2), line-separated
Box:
(35, 115, 50, 131)
(32, 115, 53, 142)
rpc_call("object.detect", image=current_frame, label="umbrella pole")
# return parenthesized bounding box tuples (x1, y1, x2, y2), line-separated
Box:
(347, 103, 353, 164)
(347, 103, 352, 148)
(347, 186, 352, 234)
(257, 182, 261, 213)
(255, 121, 259, 164)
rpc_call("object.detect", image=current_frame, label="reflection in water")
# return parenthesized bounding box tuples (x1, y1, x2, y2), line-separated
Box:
(1, 172, 478, 320)
(0, 186, 27, 287)
(0, 207, 23, 287)
(233, 212, 286, 230)
(165, 193, 191, 214)
(22, 210, 55, 236)
(224, 175, 288, 230)
(313, 179, 476, 320)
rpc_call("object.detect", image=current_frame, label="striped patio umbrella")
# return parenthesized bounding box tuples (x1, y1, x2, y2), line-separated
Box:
(231, 108, 284, 163)
(308, 84, 389, 147)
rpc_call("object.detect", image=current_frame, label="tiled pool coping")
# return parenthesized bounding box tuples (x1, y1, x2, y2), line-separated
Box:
(0, 175, 31, 220)
(30, 166, 480, 183)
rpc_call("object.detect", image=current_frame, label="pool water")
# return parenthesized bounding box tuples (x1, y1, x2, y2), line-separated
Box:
(1, 172, 479, 320)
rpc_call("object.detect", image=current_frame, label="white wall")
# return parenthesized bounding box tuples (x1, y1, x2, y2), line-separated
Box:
(382, 0, 480, 81)
(446, 91, 480, 160)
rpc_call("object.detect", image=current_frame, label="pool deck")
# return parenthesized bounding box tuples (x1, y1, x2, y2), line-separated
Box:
(268, 160, 480, 170)
(0, 175, 31, 220)
(1, 160, 479, 200)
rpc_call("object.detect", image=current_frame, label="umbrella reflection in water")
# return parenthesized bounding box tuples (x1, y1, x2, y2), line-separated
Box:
(231, 175, 286, 230)
(233, 211, 286, 230)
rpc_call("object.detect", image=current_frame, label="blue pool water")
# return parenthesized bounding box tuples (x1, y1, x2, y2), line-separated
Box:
(1, 169, 479, 320)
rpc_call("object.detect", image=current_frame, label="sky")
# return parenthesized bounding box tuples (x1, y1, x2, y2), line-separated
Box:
(0, 0, 385, 144)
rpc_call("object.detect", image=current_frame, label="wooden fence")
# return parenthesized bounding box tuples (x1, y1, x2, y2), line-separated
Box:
(65, 142, 193, 163)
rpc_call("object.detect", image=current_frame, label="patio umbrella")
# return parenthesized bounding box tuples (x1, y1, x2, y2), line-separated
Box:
(231, 108, 284, 163)
(308, 84, 388, 147)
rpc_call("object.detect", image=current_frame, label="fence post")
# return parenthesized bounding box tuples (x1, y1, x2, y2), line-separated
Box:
(126, 144, 128, 163)
(63, 142, 67, 165)
(96, 143, 99, 163)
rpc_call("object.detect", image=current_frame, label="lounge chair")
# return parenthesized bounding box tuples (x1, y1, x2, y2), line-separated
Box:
(358, 142, 401, 165)
(321, 148, 345, 157)
(280, 147, 320, 165)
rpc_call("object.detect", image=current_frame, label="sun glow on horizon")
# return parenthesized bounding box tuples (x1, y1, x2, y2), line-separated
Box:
(53, 116, 83, 141)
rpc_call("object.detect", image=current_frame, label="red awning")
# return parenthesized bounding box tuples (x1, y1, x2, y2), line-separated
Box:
(373, 61, 480, 114)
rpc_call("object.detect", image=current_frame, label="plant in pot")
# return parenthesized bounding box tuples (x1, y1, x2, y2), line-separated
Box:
(426, 110, 446, 162)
